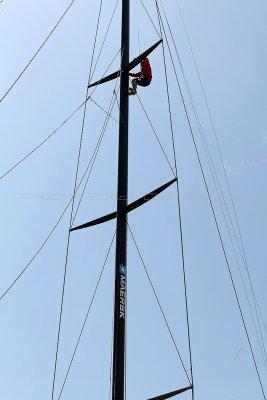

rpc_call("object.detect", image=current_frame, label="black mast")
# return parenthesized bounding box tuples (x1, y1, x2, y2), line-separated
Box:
(70, 7, 192, 397)
(112, 1, 130, 400)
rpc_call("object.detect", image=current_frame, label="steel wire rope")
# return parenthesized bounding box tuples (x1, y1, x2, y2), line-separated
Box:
(155, 3, 195, 396)
(192, 105, 267, 365)
(69, 0, 103, 227)
(257, 301, 267, 338)
(72, 46, 123, 221)
(0, 3, 119, 181)
(164, 0, 267, 368)
(50, 2, 104, 398)
(89, 97, 118, 123)
(154, 5, 195, 397)
(71, 83, 120, 223)
(176, 0, 267, 365)
(158, 0, 267, 366)
(71, 93, 118, 222)
(90, 0, 119, 83)
(174, 0, 254, 265)
(0, 0, 8, 14)
(160, 0, 267, 364)
(157, 0, 267, 384)
(155, 5, 266, 398)
(114, 88, 120, 112)
(55, 231, 116, 400)
(138, 0, 160, 38)
(127, 223, 192, 386)
(0, 88, 118, 303)
(0, 48, 120, 182)
(71, 46, 125, 226)
(0, 0, 77, 104)
(0, 0, 119, 181)
(136, 93, 176, 176)
(64, 82, 120, 397)
(135, 0, 141, 54)
(87, 0, 103, 84)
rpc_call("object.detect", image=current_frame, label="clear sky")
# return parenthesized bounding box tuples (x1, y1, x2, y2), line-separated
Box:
(0, 0, 266, 399)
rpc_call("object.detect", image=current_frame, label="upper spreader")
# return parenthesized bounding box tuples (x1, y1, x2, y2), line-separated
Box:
(88, 39, 163, 88)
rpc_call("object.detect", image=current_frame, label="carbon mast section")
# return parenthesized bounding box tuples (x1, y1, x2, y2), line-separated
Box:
(71, 1, 193, 398)
(112, 1, 130, 399)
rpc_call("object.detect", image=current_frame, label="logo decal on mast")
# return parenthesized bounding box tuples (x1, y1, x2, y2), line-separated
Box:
(120, 264, 126, 276)
(120, 264, 126, 319)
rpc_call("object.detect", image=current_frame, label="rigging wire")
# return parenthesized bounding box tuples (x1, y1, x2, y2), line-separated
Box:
(155, 4, 266, 398)
(90, 0, 119, 83)
(50, 147, 79, 400)
(174, 0, 267, 366)
(56, 231, 116, 400)
(87, 0, 103, 84)
(50, 2, 104, 398)
(160, 0, 267, 365)
(71, 50, 124, 224)
(138, 0, 161, 38)
(155, 6, 195, 396)
(0, 0, 76, 104)
(114, 88, 120, 112)
(136, 93, 175, 176)
(0, 1, 120, 182)
(119, 39, 191, 383)
(158, 0, 267, 367)
(0, 88, 118, 303)
(257, 300, 267, 338)
(127, 222, 192, 386)
(72, 84, 120, 223)
(71, 48, 120, 223)
(0, 48, 120, 182)
(70, 0, 104, 225)
(0, 0, 9, 15)
(90, 97, 118, 124)
(0, 200, 71, 302)
(135, 0, 141, 54)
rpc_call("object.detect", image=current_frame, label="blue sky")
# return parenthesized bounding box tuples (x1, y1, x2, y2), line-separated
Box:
(0, 0, 266, 399)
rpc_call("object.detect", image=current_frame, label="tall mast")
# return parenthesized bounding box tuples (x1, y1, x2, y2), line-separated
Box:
(112, 1, 130, 399)
(68, 2, 193, 396)
(69, 6, 192, 396)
